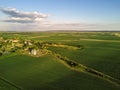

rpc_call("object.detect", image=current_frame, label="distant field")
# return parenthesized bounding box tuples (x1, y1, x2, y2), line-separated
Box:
(0, 32, 120, 90)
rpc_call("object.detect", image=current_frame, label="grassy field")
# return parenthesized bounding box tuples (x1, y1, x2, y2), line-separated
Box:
(0, 78, 19, 90)
(48, 41, 120, 79)
(0, 32, 120, 90)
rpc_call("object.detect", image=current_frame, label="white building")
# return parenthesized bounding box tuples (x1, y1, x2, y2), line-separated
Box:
(31, 50, 37, 55)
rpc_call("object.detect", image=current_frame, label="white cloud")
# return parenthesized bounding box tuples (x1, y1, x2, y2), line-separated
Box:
(0, 7, 120, 31)
(0, 7, 49, 23)
(1, 21, 120, 31)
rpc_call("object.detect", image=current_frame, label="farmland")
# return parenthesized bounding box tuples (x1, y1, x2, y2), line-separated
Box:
(0, 31, 120, 90)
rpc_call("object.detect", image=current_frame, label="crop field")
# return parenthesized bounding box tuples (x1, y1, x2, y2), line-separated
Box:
(0, 32, 120, 90)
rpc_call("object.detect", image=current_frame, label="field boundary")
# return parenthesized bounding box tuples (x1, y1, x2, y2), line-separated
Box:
(0, 74, 23, 90)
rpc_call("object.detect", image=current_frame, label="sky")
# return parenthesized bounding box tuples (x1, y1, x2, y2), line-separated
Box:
(0, 0, 120, 31)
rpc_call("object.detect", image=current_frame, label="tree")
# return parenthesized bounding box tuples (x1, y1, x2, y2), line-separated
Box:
(0, 52, 2, 56)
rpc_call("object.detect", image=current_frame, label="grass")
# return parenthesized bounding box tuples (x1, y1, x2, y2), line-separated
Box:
(48, 41, 120, 80)
(0, 79, 19, 90)
(0, 32, 120, 90)
(0, 54, 119, 90)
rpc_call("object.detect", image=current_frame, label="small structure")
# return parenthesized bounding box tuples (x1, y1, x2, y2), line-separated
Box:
(31, 49, 37, 55)
(12, 39, 20, 43)
(24, 40, 33, 46)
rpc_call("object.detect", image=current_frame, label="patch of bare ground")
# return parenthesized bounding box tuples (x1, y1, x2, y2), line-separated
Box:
(80, 39, 120, 43)
(28, 35, 51, 38)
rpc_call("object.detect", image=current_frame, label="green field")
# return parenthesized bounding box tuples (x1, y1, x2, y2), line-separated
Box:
(0, 32, 120, 90)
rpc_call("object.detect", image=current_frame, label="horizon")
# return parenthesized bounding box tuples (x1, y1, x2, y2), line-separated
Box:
(0, 0, 120, 31)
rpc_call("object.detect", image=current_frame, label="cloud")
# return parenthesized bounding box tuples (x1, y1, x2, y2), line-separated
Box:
(1, 7, 120, 31)
(0, 8, 49, 23)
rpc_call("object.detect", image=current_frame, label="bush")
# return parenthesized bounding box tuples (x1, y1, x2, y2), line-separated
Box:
(0, 52, 2, 56)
